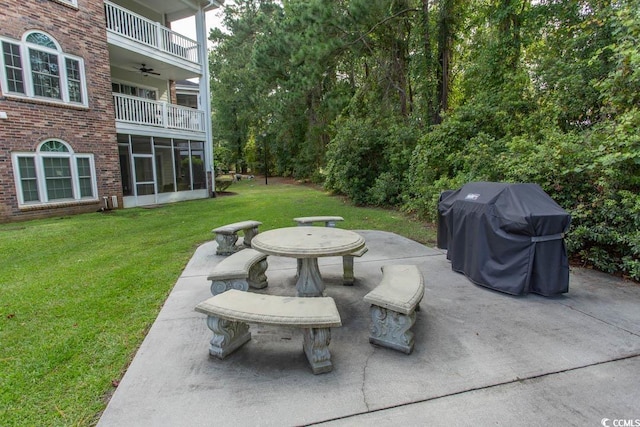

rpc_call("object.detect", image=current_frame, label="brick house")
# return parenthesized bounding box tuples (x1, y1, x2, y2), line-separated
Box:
(0, 0, 221, 222)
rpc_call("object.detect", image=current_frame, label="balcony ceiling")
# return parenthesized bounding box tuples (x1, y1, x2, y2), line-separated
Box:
(108, 44, 200, 81)
(136, 0, 224, 22)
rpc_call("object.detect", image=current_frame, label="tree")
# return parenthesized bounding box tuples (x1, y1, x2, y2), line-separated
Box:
(209, 0, 640, 278)
(209, 0, 278, 173)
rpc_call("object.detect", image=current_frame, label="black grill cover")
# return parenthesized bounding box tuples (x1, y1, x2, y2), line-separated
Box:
(437, 190, 455, 250)
(438, 182, 571, 296)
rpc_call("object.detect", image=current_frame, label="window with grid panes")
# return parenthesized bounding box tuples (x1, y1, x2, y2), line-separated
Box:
(12, 140, 97, 206)
(0, 31, 87, 106)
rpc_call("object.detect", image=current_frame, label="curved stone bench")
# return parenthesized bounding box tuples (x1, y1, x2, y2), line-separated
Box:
(363, 264, 424, 354)
(207, 248, 268, 295)
(212, 220, 262, 255)
(195, 290, 342, 374)
(293, 216, 344, 227)
(293, 216, 366, 285)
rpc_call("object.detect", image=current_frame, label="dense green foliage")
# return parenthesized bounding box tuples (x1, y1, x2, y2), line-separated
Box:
(208, 0, 639, 279)
(0, 180, 434, 426)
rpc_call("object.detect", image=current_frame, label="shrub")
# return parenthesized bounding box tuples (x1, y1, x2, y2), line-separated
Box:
(500, 116, 640, 280)
(402, 107, 640, 280)
(325, 116, 419, 206)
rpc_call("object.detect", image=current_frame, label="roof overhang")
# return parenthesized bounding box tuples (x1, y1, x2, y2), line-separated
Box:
(165, 0, 224, 22)
(130, 0, 224, 22)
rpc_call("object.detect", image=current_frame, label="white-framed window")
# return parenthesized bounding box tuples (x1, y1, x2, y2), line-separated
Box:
(0, 31, 87, 107)
(111, 81, 157, 100)
(12, 140, 98, 206)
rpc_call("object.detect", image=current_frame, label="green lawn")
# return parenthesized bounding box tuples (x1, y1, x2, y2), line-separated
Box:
(0, 179, 435, 426)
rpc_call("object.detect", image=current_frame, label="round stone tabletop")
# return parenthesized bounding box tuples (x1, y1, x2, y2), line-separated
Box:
(252, 226, 365, 258)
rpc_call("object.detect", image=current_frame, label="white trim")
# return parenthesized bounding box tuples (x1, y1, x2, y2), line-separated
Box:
(132, 153, 157, 197)
(123, 189, 208, 208)
(196, 8, 215, 189)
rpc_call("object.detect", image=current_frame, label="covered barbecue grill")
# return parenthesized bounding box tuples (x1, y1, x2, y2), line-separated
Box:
(438, 182, 571, 296)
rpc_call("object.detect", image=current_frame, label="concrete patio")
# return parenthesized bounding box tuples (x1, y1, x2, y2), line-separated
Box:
(97, 230, 640, 426)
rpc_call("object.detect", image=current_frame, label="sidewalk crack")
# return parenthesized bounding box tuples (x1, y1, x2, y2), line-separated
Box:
(308, 354, 640, 426)
(361, 348, 373, 411)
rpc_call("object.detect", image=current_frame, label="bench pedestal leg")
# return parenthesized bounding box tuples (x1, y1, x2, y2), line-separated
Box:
(210, 279, 249, 296)
(243, 226, 259, 248)
(303, 327, 333, 374)
(343, 255, 354, 286)
(215, 233, 240, 256)
(248, 258, 269, 289)
(368, 306, 416, 354)
(206, 316, 251, 359)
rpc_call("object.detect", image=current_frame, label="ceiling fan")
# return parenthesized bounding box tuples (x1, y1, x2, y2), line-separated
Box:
(135, 64, 160, 76)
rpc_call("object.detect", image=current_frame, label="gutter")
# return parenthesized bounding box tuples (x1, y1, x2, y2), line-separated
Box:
(175, 0, 223, 15)
(203, 0, 224, 12)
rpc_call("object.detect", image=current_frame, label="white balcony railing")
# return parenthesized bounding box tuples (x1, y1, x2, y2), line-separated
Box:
(104, 1, 199, 63)
(113, 93, 205, 132)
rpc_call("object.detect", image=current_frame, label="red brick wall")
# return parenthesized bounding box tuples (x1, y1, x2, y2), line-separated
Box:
(0, 0, 122, 222)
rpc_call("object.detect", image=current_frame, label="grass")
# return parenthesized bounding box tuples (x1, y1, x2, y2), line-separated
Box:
(0, 178, 435, 426)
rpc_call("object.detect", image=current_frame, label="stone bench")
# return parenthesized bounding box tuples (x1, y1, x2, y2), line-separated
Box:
(293, 216, 366, 285)
(207, 248, 268, 295)
(195, 290, 342, 374)
(212, 220, 262, 255)
(363, 264, 424, 354)
(293, 216, 344, 227)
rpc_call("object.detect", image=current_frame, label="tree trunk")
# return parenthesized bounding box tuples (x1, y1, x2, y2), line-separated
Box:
(422, 0, 437, 125)
(435, 0, 454, 124)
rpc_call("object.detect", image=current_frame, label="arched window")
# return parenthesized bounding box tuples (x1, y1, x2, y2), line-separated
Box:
(51, 0, 78, 7)
(12, 140, 97, 205)
(0, 31, 86, 106)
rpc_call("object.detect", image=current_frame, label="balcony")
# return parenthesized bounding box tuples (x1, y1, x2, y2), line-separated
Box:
(113, 93, 205, 133)
(105, 0, 202, 79)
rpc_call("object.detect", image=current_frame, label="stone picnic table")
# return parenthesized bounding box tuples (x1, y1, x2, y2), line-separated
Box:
(251, 226, 366, 297)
